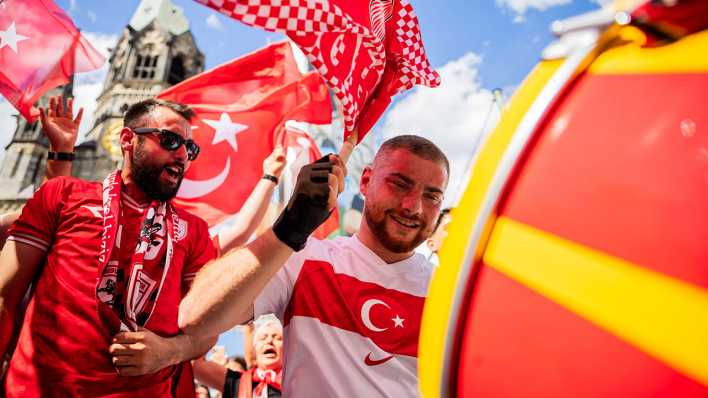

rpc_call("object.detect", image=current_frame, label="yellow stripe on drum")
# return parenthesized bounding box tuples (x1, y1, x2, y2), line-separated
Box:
(418, 59, 563, 398)
(485, 216, 708, 387)
(589, 27, 708, 74)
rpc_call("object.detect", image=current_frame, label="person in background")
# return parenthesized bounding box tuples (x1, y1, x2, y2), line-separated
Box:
(227, 356, 248, 372)
(419, 207, 452, 265)
(194, 316, 283, 398)
(195, 383, 212, 398)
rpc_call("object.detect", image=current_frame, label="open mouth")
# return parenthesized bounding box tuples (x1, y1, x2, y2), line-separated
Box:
(262, 347, 277, 357)
(163, 165, 183, 182)
(389, 213, 420, 229)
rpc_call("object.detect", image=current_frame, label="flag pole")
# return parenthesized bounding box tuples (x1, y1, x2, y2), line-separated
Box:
(338, 128, 358, 164)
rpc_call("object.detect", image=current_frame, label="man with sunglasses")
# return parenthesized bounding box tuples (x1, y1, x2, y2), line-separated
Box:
(0, 98, 343, 397)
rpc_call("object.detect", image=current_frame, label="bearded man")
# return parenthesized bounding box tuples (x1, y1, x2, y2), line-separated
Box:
(0, 98, 342, 397)
(180, 135, 449, 397)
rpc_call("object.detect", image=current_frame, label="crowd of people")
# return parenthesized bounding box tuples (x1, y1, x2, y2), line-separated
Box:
(0, 94, 449, 397)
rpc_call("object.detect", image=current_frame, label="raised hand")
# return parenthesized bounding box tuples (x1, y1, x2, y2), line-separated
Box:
(263, 145, 286, 179)
(272, 154, 346, 251)
(39, 95, 83, 152)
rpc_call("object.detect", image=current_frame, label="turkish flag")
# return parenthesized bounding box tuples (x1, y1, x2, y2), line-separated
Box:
(281, 124, 340, 239)
(284, 260, 424, 356)
(0, 0, 104, 122)
(194, 0, 440, 142)
(158, 42, 332, 227)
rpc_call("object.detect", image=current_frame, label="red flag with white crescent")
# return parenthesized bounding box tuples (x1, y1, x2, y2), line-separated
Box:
(0, 0, 104, 122)
(281, 123, 340, 239)
(194, 0, 440, 142)
(158, 42, 332, 227)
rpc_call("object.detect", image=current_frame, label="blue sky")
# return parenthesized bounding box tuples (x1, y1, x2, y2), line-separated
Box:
(1, 0, 608, 356)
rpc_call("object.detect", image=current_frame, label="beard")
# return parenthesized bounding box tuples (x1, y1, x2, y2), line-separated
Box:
(363, 205, 431, 254)
(131, 140, 183, 201)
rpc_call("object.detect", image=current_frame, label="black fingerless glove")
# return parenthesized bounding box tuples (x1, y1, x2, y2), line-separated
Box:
(273, 155, 333, 251)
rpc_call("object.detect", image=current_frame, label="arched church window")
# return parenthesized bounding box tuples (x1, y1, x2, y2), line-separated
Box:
(133, 54, 159, 80)
(23, 121, 37, 133)
(112, 66, 121, 82)
(11, 149, 24, 178)
(168, 56, 185, 85)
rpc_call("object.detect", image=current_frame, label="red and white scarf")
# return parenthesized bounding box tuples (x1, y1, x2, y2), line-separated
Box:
(238, 368, 282, 398)
(96, 170, 178, 332)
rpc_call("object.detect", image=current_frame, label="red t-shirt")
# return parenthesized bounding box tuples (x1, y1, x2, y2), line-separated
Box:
(5, 177, 217, 397)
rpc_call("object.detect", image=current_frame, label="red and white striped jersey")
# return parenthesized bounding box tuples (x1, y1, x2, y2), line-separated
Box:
(255, 235, 433, 397)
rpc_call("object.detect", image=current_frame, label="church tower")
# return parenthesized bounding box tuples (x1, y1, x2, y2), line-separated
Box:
(73, 0, 204, 180)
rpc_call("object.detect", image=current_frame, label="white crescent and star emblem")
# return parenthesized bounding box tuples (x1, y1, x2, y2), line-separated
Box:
(360, 298, 405, 332)
(361, 298, 404, 367)
(202, 112, 248, 152)
(177, 113, 247, 199)
(178, 157, 231, 199)
(0, 21, 29, 54)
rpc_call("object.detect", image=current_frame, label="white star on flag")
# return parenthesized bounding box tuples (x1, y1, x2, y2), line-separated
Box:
(392, 314, 405, 328)
(0, 21, 29, 54)
(202, 112, 248, 152)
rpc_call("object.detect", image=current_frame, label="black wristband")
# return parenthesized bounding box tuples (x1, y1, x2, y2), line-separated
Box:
(262, 174, 278, 184)
(47, 151, 75, 161)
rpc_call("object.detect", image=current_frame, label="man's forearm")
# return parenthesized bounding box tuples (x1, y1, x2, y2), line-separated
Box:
(44, 159, 73, 181)
(179, 229, 293, 337)
(44, 139, 75, 181)
(168, 333, 217, 366)
(192, 356, 229, 392)
(0, 298, 19, 361)
(0, 211, 20, 250)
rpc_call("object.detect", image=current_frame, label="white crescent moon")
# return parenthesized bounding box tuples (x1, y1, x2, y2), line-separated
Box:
(177, 157, 231, 199)
(361, 299, 390, 332)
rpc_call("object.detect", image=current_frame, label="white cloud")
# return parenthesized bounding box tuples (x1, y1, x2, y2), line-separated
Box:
(206, 14, 225, 31)
(379, 52, 501, 207)
(497, 0, 572, 18)
(499, 0, 611, 19)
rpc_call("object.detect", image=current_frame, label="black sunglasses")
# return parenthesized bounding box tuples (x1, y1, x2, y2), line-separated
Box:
(132, 128, 200, 161)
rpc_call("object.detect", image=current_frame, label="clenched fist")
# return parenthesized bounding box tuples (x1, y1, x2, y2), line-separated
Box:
(272, 154, 345, 251)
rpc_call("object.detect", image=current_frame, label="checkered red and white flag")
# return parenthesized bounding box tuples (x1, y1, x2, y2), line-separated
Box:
(195, 0, 440, 141)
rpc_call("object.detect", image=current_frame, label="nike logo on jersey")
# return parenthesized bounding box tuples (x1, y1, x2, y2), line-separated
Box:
(364, 352, 394, 366)
(81, 205, 103, 217)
